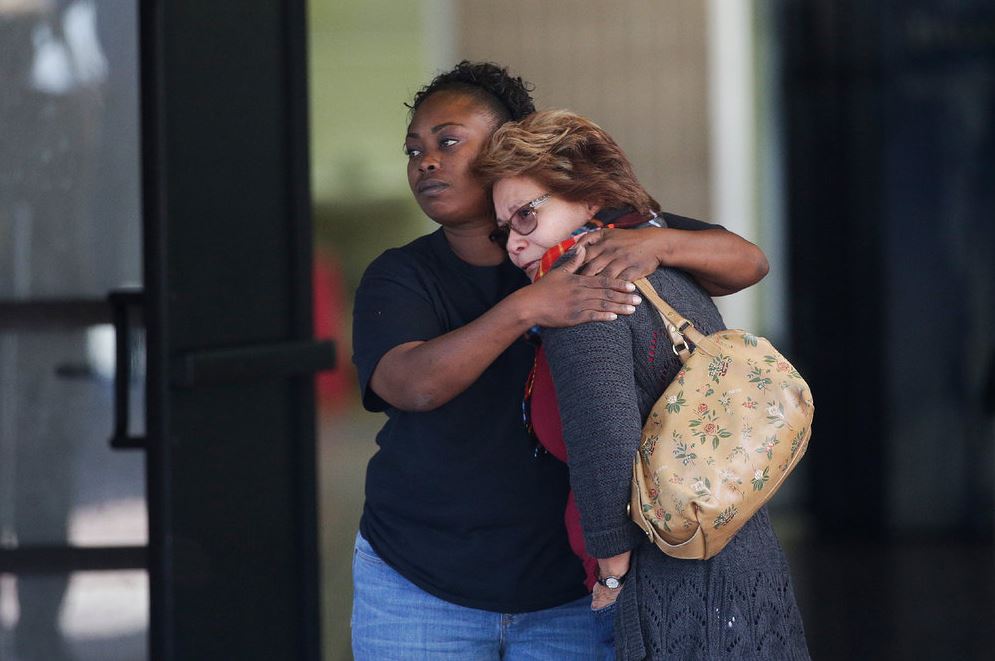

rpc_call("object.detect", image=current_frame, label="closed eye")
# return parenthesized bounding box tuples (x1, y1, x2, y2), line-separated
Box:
(489, 225, 510, 245)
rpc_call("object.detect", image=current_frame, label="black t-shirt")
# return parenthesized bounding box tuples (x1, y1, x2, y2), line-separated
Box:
(352, 229, 585, 613)
(351, 214, 717, 613)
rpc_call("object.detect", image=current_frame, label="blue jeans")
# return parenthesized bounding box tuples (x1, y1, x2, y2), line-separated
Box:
(351, 532, 615, 660)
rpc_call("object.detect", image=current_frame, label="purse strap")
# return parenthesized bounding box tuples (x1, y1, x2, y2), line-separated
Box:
(633, 277, 709, 363)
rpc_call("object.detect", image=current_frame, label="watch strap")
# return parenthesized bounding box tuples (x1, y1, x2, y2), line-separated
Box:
(596, 570, 629, 589)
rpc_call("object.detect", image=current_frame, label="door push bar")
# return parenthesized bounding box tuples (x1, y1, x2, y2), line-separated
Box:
(172, 340, 335, 388)
(108, 288, 336, 448)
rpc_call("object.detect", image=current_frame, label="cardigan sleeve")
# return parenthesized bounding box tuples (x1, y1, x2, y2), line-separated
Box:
(543, 318, 646, 558)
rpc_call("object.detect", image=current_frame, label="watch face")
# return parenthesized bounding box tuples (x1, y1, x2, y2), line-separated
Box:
(604, 577, 621, 589)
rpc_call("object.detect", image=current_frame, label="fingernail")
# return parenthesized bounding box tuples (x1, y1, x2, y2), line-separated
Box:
(625, 305, 636, 313)
(608, 313, 618, 320)
(625, 282, 635, 291)
(632, 296, 642, 305)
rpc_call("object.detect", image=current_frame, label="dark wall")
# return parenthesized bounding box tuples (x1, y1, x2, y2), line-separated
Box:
(781, 0, 995, 539)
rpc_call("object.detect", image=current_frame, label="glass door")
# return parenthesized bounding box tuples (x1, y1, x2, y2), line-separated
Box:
(2, 2, 326, 659)
(0, 1, 147, 660)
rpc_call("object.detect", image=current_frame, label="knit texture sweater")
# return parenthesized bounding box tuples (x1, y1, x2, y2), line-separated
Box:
(544, 265, 810, 660)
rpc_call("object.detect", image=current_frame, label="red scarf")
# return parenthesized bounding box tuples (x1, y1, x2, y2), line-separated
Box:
(532, 233, 588, 282)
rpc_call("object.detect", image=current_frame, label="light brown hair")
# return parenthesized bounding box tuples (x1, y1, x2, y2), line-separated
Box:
(473, 109, 660, 215)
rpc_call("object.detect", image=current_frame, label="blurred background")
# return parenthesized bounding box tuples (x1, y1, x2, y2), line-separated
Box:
(311, 0, 995, 657)
(1, 0, 993, 659)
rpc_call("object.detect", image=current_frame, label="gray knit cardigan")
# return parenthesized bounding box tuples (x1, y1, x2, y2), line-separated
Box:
(544, 266, 810, 660)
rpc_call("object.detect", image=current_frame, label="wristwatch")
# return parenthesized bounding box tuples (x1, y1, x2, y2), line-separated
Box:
(596, 570, 628, 590)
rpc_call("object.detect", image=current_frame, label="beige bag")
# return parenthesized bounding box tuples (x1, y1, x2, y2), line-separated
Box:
(629, 278, 814, 560)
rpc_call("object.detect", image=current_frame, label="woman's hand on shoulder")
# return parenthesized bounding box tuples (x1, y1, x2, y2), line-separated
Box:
(575, 225, 770, 296)
(573, 227, 662, 281)
(514, 246, 642, 328)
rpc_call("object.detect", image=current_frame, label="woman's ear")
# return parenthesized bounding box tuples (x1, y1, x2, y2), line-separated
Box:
(586, 201, 601, 217)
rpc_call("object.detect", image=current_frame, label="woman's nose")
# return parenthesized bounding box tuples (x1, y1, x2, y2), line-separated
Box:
(418, 153, 439, 173)
(506, 232, 527, 254)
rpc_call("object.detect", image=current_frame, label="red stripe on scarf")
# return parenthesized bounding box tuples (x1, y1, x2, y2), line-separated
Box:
(532, 236, 580, 282)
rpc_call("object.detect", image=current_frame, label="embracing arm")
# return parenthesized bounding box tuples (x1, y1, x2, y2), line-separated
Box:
(369, 292, 531, 412)
(371, 257, 640, 412)
(576, 225, 769, 296)
(654, 227, 768, 295)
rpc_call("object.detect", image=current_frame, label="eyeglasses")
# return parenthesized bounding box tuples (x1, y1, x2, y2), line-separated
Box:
(489, 193, 552, 246)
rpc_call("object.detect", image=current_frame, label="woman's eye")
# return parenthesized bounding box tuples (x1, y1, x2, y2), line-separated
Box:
(404, 146, 422, 158)
(440, 137, 459, 148)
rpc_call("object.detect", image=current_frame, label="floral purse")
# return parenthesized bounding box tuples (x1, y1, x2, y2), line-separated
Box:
(629, 278, 814, 560)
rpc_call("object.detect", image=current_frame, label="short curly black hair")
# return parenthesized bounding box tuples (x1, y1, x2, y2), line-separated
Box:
(406, 61, 536, 124)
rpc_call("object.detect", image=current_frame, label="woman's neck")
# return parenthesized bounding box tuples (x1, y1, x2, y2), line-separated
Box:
(442, 223, 506, 266)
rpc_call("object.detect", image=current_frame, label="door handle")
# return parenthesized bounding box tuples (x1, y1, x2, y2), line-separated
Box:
(108, 288, 146, 450)
(172, 340, 334, 388)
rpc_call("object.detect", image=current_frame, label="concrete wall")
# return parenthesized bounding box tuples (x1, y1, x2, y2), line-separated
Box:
(455, 0, 712, 220)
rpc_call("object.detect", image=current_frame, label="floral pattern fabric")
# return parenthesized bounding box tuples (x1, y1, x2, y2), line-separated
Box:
(631, 279, 815, 560)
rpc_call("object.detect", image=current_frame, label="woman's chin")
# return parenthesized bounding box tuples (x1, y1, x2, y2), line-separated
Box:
(416, 200, 449, 225)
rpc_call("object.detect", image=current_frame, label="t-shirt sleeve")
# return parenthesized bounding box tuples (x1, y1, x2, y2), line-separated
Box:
(351, 250, 444, 412)
(542, 320, 647, 558)
(661, 211, 725, 232)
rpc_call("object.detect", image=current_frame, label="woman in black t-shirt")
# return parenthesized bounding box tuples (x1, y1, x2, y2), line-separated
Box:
(350, 61, 770, 660)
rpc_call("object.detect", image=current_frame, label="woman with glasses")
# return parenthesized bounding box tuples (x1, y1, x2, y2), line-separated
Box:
(474, 109, 809, 660)
(350, 62, 771, 660)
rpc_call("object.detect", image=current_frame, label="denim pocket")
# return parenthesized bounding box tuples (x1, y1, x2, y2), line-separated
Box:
(592, 599, 618, 660)
(353, 531, 385, 565)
